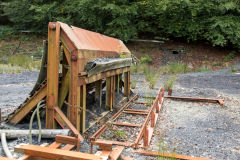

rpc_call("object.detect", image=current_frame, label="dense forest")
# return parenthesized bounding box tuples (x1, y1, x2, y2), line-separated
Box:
(1, 0, 240, 48)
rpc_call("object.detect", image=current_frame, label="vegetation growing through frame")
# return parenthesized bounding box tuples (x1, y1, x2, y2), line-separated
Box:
(1, 0, 240, 49)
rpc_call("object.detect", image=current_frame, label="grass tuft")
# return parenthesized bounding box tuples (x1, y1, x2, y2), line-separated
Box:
(163, 75, 177, 91)
(161, 62, 188, 75)
(144, 66, 159, 89)
(0, 54, 41, 73)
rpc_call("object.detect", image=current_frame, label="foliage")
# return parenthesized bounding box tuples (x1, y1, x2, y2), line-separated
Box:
(140, 55, 153, 64)
(0, 26, 17, 40)
(0, 54, 41, 72)
(130, 80, 137, 89)
(161, 62, 188, 75)
(144, 67, 158, 89)
(224, 51, 236, 61)
(163, 75, 176, 90)
(2, 0, 240, 48)
(195, 65, 211, 72)
(229, 65, 238, 73)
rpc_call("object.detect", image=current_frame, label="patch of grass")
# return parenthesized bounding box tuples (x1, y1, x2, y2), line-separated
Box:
(161, 62, 188, 75)
(0, 54, 41, 72)
(130, 65, 138, 73)
(140, 54, 153, 64)
(213, 61, 223, 66)
(195, 65, 211, 72)
(130, 80, 137, 89)
(229, 65, 238, 73)
(158, 135, 177, 160)
(163, 75, 177, 91)
(224, 51, 235, 62)
(144, 67, 159, 89)
(0, 64, 24, 74)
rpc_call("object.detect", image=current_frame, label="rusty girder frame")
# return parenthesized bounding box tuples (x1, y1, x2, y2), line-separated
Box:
(90, 88, 165, 152)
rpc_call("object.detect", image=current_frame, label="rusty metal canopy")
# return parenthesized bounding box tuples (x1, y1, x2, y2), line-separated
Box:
(58, 21, 130, 53)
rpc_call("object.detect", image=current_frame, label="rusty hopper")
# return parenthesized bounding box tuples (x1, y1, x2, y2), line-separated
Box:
(7, 21, 132, 135)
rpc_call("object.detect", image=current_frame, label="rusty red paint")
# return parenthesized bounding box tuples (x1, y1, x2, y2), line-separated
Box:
(58, 21, 130, 53)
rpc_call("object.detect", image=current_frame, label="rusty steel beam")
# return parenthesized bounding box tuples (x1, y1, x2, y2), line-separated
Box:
(8, 83, 47, 125)
(55, 135, 79, 146)
(109, 146, 124, 160)
(46, 22, 60, 129)
(164, 96, 224, 105)
(91, 94, 138, 141)
(54, 106, 84, 146)
(133, 150, 212, 160)
(123, 111, 148, 115)
(134, 90, 163, 148)
(112, 122, 141, 127)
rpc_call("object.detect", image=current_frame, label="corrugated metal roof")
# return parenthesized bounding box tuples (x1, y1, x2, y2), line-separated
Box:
(58, 21, 130, 53)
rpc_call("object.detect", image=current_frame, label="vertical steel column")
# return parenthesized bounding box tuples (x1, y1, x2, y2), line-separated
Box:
(124, 71, 130, 98)
(46, 22, 60, 129)
(95, 80, 102, 107)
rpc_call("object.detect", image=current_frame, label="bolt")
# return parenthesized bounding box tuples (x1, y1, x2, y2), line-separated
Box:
(49, 23, 56, 30)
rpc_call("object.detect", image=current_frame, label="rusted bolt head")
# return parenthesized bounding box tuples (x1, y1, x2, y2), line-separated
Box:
(49, 23, 56, 30)
(71, 54, 78, 61)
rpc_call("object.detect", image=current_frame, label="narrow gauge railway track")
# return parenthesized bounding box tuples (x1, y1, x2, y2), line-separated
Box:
(90, 88, 164, 152)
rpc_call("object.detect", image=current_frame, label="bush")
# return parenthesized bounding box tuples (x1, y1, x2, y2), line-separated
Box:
(141, 55, 153, 64)
(2, 0, 240, 48)
(224, 52, 236, 62)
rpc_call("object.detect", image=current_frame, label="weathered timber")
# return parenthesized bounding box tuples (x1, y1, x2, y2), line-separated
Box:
(15, 144, 101, 160)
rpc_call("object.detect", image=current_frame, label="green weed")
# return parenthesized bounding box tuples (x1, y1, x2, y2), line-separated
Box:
(229, 65, 238, 73)
(224, 51, 235, 62)
(195, 65, 211, 72)
(0, 54, 41, 72)
(0, 64, 24, 74)
(144, 67, 159, 89)
(130, 65, 138, 73)
(163, 75, 176, 91)
(157, 135, 177, 160)
(161, 62, 188, 75)
(141, 55, 153, 64)
(130, 80, 137, 89)
(213, 61, 223, 66)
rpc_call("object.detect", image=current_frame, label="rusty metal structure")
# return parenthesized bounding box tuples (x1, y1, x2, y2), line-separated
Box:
(7, 21, 132, 134)
(1, 22, 219, 160)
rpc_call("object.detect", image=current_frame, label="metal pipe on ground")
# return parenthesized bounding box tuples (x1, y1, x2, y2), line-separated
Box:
(1, 133, 13, 158)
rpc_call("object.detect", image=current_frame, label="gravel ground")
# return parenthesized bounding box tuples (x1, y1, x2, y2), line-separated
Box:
(0, 64, 239, 159)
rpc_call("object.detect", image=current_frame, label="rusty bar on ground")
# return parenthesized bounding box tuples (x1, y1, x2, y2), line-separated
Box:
(109, 145, 124, 160)
(164, 96, 224, 105)
(123, 111, 149, 115)
(134, 89, 162, 148)
(112, 122, 141, 127)
(91, 94, 138, 140)
(133, 150, 212, 160)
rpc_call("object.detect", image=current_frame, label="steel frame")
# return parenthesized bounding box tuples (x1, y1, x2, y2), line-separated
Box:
(90, 88, 165, 152)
